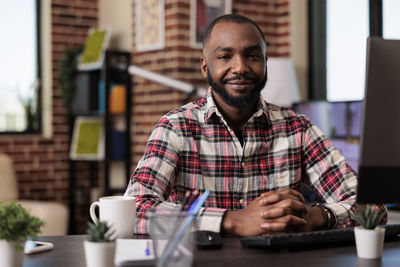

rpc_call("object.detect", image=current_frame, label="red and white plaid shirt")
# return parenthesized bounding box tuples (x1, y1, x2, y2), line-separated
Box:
(125, 89, 386, 234)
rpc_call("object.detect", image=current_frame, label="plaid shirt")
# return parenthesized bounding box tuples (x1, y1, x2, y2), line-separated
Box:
(125, 89, 386, 234)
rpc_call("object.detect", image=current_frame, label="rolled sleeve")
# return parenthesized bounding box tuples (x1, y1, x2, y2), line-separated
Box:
(125, 117, 181, 234)
(125, 116, 229, 234)
(302, 119, 388, 227)
(197, 207, 226, 233)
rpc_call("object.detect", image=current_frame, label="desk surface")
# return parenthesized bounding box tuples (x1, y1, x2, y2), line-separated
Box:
(24, 235, 400, 267)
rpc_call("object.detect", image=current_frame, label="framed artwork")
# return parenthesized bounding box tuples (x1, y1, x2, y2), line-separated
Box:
(78, 27, 111, 71)
(70, 116, 104, 160)
(135, 0, 165, 52)
(190, 0, 232, 48)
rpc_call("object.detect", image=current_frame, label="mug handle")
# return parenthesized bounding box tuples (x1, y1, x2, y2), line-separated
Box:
(89, 201, 100, 224)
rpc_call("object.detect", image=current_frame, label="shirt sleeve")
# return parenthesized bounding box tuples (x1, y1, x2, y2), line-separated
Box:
(124, 116, 226, 234)
(301, 118, 387, 228)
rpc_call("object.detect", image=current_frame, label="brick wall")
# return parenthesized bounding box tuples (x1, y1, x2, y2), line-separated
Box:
(234, 0, 290, 57)
(0, 0, 98, 205)
(0, 0, 290, 233)
(131, 0, 290, 168)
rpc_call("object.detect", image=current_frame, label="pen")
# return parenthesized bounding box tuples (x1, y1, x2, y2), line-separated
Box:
(145, 240, 150, 256)
(180, 191, 191, 211)
(185, 190, 198, 211)
(159, 190, 210, 267)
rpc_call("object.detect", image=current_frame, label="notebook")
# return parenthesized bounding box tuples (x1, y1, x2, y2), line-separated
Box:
(114, 239, 155, 266)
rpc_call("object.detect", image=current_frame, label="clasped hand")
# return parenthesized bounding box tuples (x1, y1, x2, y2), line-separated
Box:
(222, 188, 324, 237)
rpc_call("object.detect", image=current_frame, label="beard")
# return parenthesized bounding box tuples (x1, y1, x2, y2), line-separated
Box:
(207, 69, 267, 109)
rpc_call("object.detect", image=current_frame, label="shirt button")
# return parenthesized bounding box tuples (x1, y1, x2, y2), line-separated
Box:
(239, 199, 244, 205)
(241, 162, 246, 167)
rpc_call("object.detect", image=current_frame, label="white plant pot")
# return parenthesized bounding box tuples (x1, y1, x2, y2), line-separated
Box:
(84, 240, 116, 267)
(354, 226, 385, 259)
(0, 240, 24, 267)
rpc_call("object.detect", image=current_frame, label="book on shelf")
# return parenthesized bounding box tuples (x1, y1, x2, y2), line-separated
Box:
(109, 84, 126, 114)
(110, 130, 126, 159)
(109, 161, 127, 190)
(98, 80, 106, 114)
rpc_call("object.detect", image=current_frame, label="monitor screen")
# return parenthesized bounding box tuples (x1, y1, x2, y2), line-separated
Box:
(357, 37, 400, 204)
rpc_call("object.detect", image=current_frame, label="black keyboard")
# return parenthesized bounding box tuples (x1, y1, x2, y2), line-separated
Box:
(240, 224, 400, 249)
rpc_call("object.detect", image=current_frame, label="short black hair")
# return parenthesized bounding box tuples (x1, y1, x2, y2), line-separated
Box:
(202, 14, 266, 47)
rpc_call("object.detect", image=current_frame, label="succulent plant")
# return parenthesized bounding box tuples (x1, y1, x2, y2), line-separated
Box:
(350, 204, 385, 230)
(85, 221, 115, 242)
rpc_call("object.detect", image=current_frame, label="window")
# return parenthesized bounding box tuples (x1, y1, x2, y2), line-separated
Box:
(309, 0, 389, 102)
(326, 0, 369, 101)
(383, 0, 400, 39)
(0, 0, 40, 133)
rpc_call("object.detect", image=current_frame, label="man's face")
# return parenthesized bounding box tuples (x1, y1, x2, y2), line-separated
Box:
(201, 22, 268, 108)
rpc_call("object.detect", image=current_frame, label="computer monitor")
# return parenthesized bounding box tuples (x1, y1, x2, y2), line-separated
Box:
(357, 37, 400, 204)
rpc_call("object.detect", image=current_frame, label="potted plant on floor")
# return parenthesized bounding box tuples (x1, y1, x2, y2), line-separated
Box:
(350, 204, 386, 259)
(84, 221, 116, 267)
(0, 201, 44, 267)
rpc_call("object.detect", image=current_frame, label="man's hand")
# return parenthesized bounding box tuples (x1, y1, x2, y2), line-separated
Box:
(258, 189, 327, 234)
(222, 188, 327, 236)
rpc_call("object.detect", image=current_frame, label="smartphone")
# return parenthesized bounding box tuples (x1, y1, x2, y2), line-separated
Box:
(24, 241, 54, 255)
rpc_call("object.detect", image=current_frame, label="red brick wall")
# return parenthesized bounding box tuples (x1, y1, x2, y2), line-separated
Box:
(131, 0, 290, 168)
(234, 0, 290, 57)
(0, 0, 98, 204)
(0, 0, 290, 233)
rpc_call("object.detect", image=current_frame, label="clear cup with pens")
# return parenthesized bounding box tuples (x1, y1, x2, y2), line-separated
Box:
(147, 190, 209, 267)
(147, 210, 197, 267)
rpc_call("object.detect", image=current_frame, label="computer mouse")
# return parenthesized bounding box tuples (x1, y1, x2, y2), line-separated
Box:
(193, 230, 223, 249)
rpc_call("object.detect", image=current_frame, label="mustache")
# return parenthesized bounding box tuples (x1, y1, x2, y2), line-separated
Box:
(222, 75, 258, 83)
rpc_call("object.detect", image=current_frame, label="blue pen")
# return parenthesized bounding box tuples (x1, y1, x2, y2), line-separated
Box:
(145, 240, 150, 256)
(159, 190, 210, 267)
(187, 194, 204, 214)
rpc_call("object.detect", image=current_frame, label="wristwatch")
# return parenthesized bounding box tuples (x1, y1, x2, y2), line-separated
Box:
(312, 203, 337, 229)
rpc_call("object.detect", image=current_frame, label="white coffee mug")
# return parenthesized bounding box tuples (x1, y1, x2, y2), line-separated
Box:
(89, 196, 136, 239)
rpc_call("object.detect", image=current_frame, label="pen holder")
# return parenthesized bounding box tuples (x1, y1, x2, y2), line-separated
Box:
(147, 210, 198, 267)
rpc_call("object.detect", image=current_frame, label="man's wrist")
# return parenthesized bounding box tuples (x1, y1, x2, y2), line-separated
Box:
(222, 210, 236, 235)
(312, 203, 336, 229)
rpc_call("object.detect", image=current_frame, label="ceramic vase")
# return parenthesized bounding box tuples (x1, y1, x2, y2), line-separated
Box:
(354, 226, 385, 259)
(84, 240, 116, 267)
(0, 240, 24, 267)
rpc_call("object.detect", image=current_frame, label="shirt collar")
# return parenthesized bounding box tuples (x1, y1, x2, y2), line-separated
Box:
(203, 87, 271, 125)
(203, 88, 219, 122)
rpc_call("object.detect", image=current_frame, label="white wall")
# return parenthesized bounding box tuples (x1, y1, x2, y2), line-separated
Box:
(289, 0, 308, 100)
(99, 0, 133, 51)
(41, 0, 52, 138)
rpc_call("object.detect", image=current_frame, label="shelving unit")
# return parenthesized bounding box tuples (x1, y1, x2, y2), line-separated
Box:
(68, 50, 131, 234)
(104, 51, 132, 195)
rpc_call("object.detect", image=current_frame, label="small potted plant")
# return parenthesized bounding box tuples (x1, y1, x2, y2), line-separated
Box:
(84, 221, 116, 267)
(350, 204, 386, 259)
(0, 201, 44, 267)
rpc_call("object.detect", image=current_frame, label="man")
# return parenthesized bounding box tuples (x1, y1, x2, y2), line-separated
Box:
(125, 14, 386, 236)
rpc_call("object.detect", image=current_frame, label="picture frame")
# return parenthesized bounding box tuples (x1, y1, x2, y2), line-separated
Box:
(190, 0, 232, 48)
(135, 0, 165, 52)
(78, 27, 111, 71)
(70, 116, 105, 160)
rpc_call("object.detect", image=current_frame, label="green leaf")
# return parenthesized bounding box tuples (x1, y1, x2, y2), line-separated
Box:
(85, 221, 115, 242)
(0, 201, 44, 251)
(58, 46, 83, 116)
(349, 204, 384, 229)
